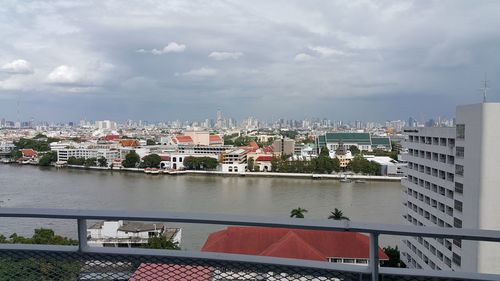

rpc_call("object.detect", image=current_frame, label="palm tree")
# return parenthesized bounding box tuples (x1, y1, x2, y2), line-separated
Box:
(290, 207, 308, 218)
(328, 208, 350, 221)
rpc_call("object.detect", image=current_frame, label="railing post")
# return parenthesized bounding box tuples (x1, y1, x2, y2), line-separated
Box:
(369, 233, 379, 281)
(77, 219, 88, 252)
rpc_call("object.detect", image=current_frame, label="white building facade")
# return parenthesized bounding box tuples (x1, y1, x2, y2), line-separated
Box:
(401, 103, 500, 273)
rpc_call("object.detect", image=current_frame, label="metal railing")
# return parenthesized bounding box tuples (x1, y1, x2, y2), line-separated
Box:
(1, 208, 500, 281)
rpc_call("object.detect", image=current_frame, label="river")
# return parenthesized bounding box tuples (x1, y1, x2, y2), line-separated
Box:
(0, 164, 403, 249)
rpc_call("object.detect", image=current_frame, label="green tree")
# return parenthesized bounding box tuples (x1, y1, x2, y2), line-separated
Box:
(143, 154, 161, 168)
(332, 157, 341, 172)
(0, 229, 80, 280)
(183, 157, 218, 170)
(290, 207, 308, 218)
(319, 147, 330, 157)
(122, 151, 140, 168)
(67, 157, 85, 165)
(98, 156, 108, 167)
(349, 145, 360, 156)
(233, 136, 254, 146)
(143, 235, 180, 250)
(247, 157, 255, 172)
(280, 130, 298, 139)
(10, 149, 22, 160)
(146, 139, 156, 145)
(382, 246, 406, 268)
(14, 138, 51, 151)
(328, 208, 350, 221)
(38, 151, 57, 166)
(84, 157, 97, 167)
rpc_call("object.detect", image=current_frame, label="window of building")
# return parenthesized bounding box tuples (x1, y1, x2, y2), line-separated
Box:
(329, 258, 342, 263)
(455, 182, 463, 194)
(454, 218, 463, 228)
(453, 253, 462, 266)
(456, 147, 464, 158)
(456, 124, 465, 139)
(455, 165, 464, 176)
(454, 200, 463, 212)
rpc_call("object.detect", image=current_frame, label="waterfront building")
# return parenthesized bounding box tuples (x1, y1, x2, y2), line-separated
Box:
(254, 155, 272, 171)
(0, 141, 15, 157)
(332, 141, 353, 168)
(316, 132, 391, 153)
(363, 155, 406, 176)
(202, 227, 389, 265)
(221, 148, 248, 173)
(87, 220, 181, 248)
(19, 149, 38, 159)
(56, 148, 120, 163)
(401, 103, 500, 273)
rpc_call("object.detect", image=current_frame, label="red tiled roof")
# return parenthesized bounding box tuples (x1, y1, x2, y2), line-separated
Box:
(248, 141, 259, 149)
(256, 156, 273, 162)
(20, 149, 37, 158)
(262, 146, 273, 153)
(209, 135, 222, 142)
(130, 263, 212, 281)
(104, 134, 120, 141)
(202, 227, 388, 261)
(175, 135, 193, 143)
(119, 139, 139, 147)
(160, 155, 171, 161)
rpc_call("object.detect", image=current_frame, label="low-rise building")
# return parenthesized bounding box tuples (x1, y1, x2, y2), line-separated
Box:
(202, 227, 388, 266)
(87, 220, 181, 248)
(316, 132, 391, 153)
(221, 148, 248, 173)
(364, 155, 406, 176)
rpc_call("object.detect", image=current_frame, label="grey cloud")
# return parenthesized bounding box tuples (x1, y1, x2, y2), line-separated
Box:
(1, 0, 500, 121)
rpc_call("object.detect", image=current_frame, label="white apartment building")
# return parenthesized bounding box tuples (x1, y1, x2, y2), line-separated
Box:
(87, 220, 181, 248)
(222, 148, 248, 173)
(56, 148, 120, 163)
(401, 103, 500, 274)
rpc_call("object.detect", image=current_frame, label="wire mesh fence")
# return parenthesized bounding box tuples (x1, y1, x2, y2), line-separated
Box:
(0, 249, 488, 281)
(0, 249, 366, 281)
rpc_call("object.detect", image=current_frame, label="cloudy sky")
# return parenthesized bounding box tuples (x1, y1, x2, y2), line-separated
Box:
(1, 0, 499, 122)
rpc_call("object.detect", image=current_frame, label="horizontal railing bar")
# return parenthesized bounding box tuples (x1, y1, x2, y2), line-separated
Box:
(1, 208, 500, 242)
(0, 243, 77, 252)
(380, 267, 500, 281)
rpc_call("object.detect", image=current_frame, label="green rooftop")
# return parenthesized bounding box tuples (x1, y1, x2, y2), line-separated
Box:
(324, 132, 371, 144)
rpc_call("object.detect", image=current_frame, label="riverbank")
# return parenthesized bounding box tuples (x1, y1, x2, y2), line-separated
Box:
(2, 161, 403, 181)
(50, 164, 404, 181)
(186, 170, 403, 181)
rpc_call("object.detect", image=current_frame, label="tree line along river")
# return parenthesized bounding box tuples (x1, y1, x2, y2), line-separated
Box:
(0, 164, 403, 249)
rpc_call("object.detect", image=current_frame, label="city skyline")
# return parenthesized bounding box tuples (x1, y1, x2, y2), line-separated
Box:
(1, 1, 499, 121)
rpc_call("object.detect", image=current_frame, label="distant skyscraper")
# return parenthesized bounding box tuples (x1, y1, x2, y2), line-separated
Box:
(216, 109, 223, 129)
(408, 117, 415, 128)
